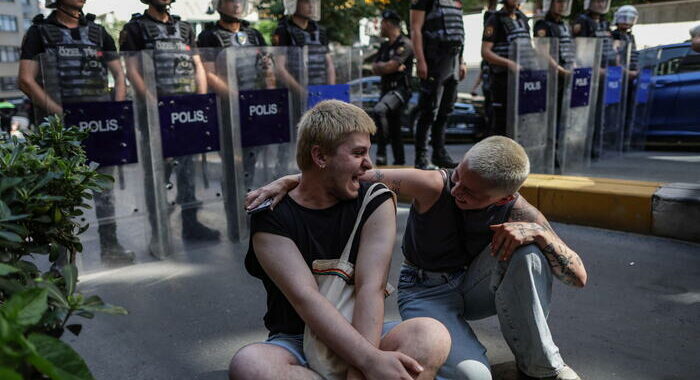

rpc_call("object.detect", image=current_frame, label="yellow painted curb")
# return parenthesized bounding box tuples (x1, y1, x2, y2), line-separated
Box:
(522, 175, 661, 234)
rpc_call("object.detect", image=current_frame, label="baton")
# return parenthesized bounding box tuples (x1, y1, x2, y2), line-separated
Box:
(201, 153, 210, 189)
(118, 166, 126, 190)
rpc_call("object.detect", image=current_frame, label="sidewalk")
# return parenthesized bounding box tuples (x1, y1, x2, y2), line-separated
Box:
(68, 208, 700, 379)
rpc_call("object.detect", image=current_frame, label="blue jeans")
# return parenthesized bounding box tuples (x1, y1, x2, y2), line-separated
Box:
(397, 244, 564, 379)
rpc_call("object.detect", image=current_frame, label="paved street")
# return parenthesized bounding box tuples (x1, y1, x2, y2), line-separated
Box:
(67, 207, 700, 379)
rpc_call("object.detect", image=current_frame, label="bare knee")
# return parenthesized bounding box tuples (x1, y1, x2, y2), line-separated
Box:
(228, 344, 270, 380)
(382, 317, 452, 371)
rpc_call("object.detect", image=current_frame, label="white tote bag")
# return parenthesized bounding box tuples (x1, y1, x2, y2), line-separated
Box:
(303, 183, 395, 379)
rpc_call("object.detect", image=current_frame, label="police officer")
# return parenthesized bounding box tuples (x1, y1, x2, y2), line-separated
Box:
(410, 0, 467, 169)
(372, 10, 412, 166)
(481, 0, 531, 137)
(197, 0, 269, 189)
(18, 0, 134, 263)
(272, 0, 334, 87)
(612, 5, 639, 78)
(534, 0, 575, 70)
(573, 0, 615, 65)
(120, 0, 220, 245)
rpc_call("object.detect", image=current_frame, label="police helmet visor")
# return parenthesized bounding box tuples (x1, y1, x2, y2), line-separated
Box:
(614, 7, 639, 26)
(584, 0, 611, 14)
(215, 0, 251, 18)
(284, 0, 320, 22)
(543, 0, 572, 17)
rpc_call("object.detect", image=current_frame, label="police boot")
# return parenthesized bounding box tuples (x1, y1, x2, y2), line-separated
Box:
(415, 149, 437, 170)
(432, 148, 457, 169)
(98, 224, 135, 264)
(181, 208, 220, 242)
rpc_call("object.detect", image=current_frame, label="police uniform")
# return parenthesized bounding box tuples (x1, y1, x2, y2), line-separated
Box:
(20, 10, 133, 261)
(412, 0, 464, 169)
(573, 12, 616, 65)
(483, 8, 531, 136)
(611, 29, 638, 71)
(373, 33, 413, 165)
(533, 13, 575, 68)
(197, 21, 267, 189)
(120, 11, 220, 242)
(272, 16, 329, 85)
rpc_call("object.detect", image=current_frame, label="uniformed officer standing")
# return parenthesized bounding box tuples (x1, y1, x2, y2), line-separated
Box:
(572, 0, 614, 64)
(481, 0, 531, 137)
(611, 5, 639, 78)
(18, 0, 134, 263)
(371, 10, 413, 166)
(410, 0, 467, 169)
(272, 0, 335, 87)
(197, 0, 269, 189)
(120, 0, 220, 245)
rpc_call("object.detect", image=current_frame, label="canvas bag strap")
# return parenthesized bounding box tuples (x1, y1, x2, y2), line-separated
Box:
(339, 183, 394, 262)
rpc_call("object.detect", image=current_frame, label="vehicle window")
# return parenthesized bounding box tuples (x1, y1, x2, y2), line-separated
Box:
(677, 51, 700, 74)
(363, 79, 380, 95)
(655, 46, 690, 75)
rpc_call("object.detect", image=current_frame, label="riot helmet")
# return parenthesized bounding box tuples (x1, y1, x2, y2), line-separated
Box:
(543, 0, 572, 17)
(212, 0, 253, 22)
(499, 0, 525, 6)
(284, 0, 320, 22)
(614, 5, 638, 26)
(584, 0, 611, 15)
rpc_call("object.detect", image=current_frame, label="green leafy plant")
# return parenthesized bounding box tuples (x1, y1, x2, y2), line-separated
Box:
(0, 116, 127, 379)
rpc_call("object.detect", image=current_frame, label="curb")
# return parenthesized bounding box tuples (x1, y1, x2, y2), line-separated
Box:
(389, 168, 698, 243)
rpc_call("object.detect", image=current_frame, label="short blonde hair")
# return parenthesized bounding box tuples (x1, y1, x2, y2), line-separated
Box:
(463, 136, 530, 195)
(296, 100, 376, 171)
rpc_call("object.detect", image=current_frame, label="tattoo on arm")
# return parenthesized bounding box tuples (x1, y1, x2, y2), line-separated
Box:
(541, 242, 579, 286)
(389, 179, 401, 196)
(509, 202, 555, 234)
(371, 170, 385, 183)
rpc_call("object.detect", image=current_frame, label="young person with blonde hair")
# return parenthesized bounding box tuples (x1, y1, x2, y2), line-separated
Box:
(231, 100, 450, 380)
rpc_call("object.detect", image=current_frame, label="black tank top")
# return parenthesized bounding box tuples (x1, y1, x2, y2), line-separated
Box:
(403, 170, 518, 271)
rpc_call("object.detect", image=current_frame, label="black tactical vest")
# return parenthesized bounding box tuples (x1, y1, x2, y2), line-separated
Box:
(282, 18, 329, 85)
(578, 13, 615, 66)
(537, 17, 575, 67)
(377, 35, 413, 93)
(213, 26, 263, 89)
(423, 0, 465, 47)
(612, 30, 638, 70)
(35, 14, 109, 102)
(133, 14, 196, 95)
(491, 11, 531, 74)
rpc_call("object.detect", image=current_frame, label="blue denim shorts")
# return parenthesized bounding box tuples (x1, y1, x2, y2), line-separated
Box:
(263, 321, 400, 367)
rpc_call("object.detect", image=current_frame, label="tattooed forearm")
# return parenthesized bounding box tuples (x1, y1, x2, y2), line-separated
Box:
(541, 242, 582, 287)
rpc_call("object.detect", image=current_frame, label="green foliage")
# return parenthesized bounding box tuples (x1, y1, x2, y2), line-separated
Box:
(254, 19, 279, 45)
(0, 116, 127, 379)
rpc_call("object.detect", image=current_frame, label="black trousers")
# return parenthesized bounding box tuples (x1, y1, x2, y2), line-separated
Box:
(415, 49, 460, 155)
(489, 72, 508, 137)
(373, 89, 407, 164)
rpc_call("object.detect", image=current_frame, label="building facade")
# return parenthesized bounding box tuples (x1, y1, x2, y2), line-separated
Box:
(0, 0, 41, 100)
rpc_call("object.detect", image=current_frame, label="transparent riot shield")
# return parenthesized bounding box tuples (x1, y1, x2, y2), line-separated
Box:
(132, 48, 229, 257)
(307, 46, 362, 109)
(507, 38, 558, 174)
(215, 46, 306, 239)
(38, 51, 149, 272)
(594, 39, 631, 158)
(625, 48, 657, 151)
(558, 38, 602, 173)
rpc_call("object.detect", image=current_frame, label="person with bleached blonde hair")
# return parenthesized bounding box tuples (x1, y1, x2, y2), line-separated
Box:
(248, 135, 587, 380)
(231, 100, 450, 380)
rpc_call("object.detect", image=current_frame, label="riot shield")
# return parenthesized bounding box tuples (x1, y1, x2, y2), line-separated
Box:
(594, 39, 632, 158)
(38, 51, 150, 271)
(307, 46, 363, 108)
(625, 48, 657, 151)
(216, 46, 306, 239)
(507, 38, 558, 174)
(558, 38, 602, 173)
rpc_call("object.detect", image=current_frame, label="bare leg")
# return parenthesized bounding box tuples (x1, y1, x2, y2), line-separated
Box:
(229, 343, 322, 380)
(379, 317, 452, 380)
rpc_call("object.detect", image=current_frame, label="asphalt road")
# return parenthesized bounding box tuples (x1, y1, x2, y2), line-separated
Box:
(67, 207, 700, 380)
